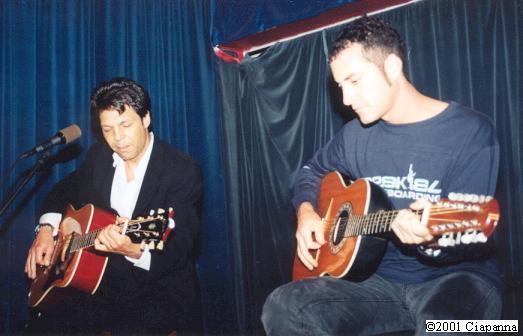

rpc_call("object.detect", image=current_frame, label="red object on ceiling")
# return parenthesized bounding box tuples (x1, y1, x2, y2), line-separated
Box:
(214, 0, 415, 64)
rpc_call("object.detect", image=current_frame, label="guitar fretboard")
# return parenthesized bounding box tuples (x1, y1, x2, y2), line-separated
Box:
(66, 219, 148, 253)
(338, 209, 423, 237)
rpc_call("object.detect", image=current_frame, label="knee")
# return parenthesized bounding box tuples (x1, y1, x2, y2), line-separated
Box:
(262, 282, 310, 335)
(475, 280, 502, 319)
(450, 272, 502, 318)
(261, 285, 292, 333)
(419, 272, 502, 320)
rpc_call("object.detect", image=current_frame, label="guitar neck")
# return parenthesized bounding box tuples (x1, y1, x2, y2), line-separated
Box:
(342, 209, 422, 237)
(67, 221, 135, 253)
(342, 199, 497, 239)
(67, 225, 115, 253)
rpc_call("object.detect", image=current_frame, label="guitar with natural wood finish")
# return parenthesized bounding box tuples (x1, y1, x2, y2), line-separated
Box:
(292, 171, 500, 282)
(28, 204, 173, 308)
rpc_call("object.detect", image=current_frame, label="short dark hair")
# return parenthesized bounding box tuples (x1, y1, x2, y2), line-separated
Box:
(328, 16, 406, 67)
(90, 77, 152, 131)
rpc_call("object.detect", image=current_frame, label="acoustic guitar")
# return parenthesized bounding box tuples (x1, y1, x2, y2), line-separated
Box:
(28, 204, 173, 308)
(292, 171, 500, 282)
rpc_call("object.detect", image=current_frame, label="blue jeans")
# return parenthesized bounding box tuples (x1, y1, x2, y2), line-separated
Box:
(261, 271, 501, 335)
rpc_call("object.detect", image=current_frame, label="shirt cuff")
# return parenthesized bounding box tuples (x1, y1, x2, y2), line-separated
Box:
(125, 245, 151, 271)
(38, 213, 62, 236)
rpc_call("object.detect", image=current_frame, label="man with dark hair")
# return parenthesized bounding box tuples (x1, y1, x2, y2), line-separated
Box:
(262, 16, 501, 335)
(25, 77, 203, 334)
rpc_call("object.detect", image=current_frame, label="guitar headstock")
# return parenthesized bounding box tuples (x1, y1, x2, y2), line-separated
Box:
(427, 195, 499, 247)
(125, 209, 169, 251)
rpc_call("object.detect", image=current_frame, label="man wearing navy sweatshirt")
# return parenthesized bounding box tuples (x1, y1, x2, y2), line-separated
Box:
(262, 16, 501, 335)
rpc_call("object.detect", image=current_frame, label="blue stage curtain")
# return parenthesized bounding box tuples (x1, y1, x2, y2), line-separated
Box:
(0, 0, 234, 333)
(216, 0, 522, 333)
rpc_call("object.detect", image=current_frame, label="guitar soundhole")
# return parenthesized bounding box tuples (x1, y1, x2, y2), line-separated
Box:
(329, 203, 352, 254)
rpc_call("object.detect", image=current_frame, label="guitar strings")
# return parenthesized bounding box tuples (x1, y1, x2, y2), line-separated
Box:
(60, 217, 158, 253)
(339, 207, 483, 238)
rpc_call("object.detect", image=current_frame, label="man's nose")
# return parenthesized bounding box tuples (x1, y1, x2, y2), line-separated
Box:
(113, 127, 123, 141)
(342, 86, 356, 107)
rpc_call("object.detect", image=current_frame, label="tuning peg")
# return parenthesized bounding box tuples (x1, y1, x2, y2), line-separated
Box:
(437, 233, 455, 247)
(156, 240, 164, 250)
(457, 194, 464, 202)
(460, 231, 475, 244)
(449, 192, 488, 204)
(474, 231, 487, 243)
(137, 216, 144, 220)
(450, 192, 465, 202)
(463, 230, 488, 244)
(148, 241, 156, 250)
(157, 208, 165, 215)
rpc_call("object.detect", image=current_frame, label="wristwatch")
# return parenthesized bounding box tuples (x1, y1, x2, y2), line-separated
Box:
(35, 223, 54, 234)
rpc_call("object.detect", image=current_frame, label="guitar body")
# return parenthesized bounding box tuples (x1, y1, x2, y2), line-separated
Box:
(293, 172, 391, 282)
(29, 204, 116, 308)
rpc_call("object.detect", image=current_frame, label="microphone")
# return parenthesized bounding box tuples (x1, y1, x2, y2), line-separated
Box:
(19, 124, 82, 159)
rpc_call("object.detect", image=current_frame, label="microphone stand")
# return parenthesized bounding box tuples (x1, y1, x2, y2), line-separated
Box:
(0, 150, 51, 218)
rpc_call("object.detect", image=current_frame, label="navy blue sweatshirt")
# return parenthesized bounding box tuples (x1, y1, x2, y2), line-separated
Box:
(292, 101, 501, 288)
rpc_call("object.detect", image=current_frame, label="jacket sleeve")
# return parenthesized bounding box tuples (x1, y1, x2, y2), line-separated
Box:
(147, 163, 203, 280)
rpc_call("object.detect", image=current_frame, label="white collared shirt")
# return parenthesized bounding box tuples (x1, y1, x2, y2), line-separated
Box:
(110, 133, 154, 220)
(38, 133, 156, 271)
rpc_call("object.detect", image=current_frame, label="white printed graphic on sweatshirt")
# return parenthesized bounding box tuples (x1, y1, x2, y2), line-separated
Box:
(367, 164, 441, 202)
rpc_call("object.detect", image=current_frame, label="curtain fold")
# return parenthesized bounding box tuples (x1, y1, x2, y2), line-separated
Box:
(0, 1, 234, 333)
(217, 0, 522, 333)
(217, 32, 349, 333)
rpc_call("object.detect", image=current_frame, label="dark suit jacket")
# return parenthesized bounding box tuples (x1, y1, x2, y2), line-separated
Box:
(40, 138, 203, 334)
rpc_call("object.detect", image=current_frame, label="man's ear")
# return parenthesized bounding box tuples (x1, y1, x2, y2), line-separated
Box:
(142, 111, 151, 129)
(384, 53, 403, 82)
